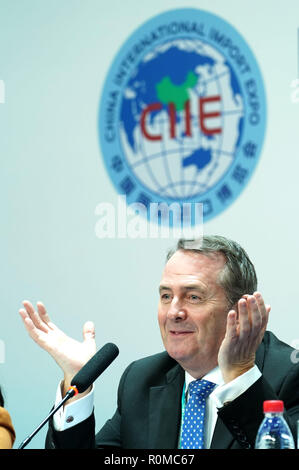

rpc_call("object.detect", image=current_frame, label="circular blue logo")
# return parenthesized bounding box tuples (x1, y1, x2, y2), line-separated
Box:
(99, 9, 266, 225)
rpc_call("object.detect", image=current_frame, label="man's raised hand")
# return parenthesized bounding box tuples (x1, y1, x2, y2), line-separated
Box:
(19, 300, 96, 393)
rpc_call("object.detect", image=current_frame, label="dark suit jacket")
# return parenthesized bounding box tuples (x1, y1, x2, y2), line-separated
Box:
(46, 331, 299, 449)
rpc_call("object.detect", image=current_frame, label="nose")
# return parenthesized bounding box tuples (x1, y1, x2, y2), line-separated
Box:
(167, 297, 187, 321)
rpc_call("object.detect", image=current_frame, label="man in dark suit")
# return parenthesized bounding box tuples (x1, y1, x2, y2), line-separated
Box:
(19, 236, 299, 449)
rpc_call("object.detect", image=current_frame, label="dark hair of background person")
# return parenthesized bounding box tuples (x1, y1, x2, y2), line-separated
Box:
(0, 387, 4, 407)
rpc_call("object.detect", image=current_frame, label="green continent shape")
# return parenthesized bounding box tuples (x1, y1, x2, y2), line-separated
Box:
(156, 71, 197, 110)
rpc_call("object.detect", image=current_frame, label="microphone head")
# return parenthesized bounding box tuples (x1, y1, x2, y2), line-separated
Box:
(71, 343, 119, 393)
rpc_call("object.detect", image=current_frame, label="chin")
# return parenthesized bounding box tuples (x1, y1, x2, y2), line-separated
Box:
(165, 344, 194, 364)
(165, 342, 216, 373)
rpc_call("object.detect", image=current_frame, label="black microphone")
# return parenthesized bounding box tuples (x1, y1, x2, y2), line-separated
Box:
(18, 343, 119, 449)
(71, 343, 119, 393)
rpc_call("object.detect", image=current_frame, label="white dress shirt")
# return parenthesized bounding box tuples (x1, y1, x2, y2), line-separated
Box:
(53, 383, 94, 431)
(53, 365, 261, 448)
(183, 365, 261, 448)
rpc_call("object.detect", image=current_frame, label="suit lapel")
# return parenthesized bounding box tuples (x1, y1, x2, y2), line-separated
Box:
(148, 364, 184, 449)
(255, 339, 265, 372)
(210, 417, 234, 448)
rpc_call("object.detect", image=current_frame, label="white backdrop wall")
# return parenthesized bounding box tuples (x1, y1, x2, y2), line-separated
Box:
(0, 0, 299, 449)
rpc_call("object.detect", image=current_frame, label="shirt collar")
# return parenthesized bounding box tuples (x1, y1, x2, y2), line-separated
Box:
(185, 366, 224, 391)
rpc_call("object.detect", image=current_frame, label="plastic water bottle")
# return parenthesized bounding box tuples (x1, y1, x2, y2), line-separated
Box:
(255, 400, 295, 449)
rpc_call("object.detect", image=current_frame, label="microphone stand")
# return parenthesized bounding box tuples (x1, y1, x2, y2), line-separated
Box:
(18, 387, 77, 449)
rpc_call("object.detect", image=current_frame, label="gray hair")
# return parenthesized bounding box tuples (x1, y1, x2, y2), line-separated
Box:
(166, 235, 257, 308)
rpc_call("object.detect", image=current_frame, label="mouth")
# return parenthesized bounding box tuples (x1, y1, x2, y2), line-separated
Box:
(169, 330, 194, 337)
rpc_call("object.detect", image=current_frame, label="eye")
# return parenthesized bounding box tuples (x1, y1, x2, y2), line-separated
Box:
(187, 293, 202, 303)
(160, 292, 172, 303)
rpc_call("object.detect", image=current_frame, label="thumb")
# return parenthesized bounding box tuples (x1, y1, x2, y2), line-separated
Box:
(83, 321, 96, 342)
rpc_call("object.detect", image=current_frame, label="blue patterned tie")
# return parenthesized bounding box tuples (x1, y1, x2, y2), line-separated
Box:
(181, 379, 216, 449)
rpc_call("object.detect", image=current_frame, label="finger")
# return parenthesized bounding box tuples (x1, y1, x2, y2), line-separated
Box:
(36, 301, 54, 329)
(19, 308, 30, 328)
(19, 308, 45, 343)
(83, 321, 95, 342)
(224, 310, 238, 340)
(239, 295, 254, 325)
(238, 295, 249, 318)
(238, 298, 252, 340)
(248, 295, 262, 332)
(83, 321, 96, 358)
(253, 292, 270, 330)
(22, 300, 49, 333)
(253, 292, 266, 314)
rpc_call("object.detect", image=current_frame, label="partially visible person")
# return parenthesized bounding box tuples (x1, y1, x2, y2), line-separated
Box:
(0, 387, 15, 449)
(18, 236, 299, 448)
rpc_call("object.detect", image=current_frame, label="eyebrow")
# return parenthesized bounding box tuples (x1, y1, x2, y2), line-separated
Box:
(159, 285, 206, 294)
(159, 286, 172, 294)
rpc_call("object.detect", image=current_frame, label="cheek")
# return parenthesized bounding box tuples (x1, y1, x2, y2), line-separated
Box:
(157, 305, 166, 329)
(194, 308, 226, 336)
(204, 310, 227, 341)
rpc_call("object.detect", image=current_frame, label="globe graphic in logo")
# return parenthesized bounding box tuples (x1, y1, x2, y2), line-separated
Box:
(99, 9, 266, 225)
(120, 39, 243, 200)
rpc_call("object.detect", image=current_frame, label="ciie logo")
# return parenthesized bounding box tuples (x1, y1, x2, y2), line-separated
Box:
(98, 8, 266, 232)
(0, 80, 5, 104)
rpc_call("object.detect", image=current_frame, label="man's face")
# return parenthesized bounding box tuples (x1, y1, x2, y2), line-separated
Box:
(158, 249, 230, 376)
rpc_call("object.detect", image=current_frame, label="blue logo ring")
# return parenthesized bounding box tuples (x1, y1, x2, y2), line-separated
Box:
(99, 8, 267, 224)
